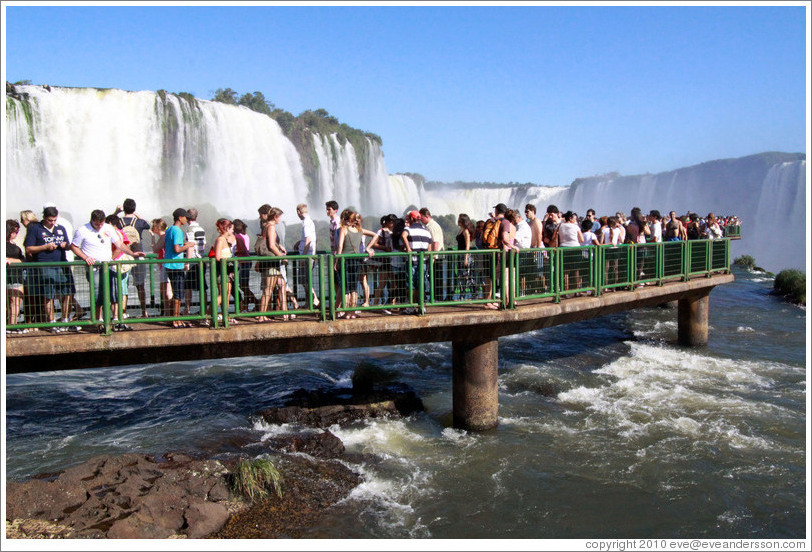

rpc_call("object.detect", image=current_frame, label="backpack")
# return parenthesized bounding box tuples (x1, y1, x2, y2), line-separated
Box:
(542, 220, 558, 247)
(482, 218, 500, 249)
(121, 216, 141, 247)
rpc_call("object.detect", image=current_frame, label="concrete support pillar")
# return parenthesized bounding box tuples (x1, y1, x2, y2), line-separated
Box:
(678, 292, 709, 346)
(452, 337, 499, 431)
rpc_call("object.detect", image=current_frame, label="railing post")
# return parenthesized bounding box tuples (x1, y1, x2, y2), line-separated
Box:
(101, 262, 111, 335)
(418, 251, 426, 314)
(209, 259, 219, 328)
(509, 249, 517, 309)
(705, 240, 712, 277)
(221, 258, 230, 328)
(428, 252, 434, 304)
(318, 255, 327, 321)
(328, 254, 336, 320)
(681, 241, 688, 281)
(87, 263, 97, 324)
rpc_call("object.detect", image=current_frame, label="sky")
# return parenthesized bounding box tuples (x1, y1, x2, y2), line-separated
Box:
(2, 1, 809, 187)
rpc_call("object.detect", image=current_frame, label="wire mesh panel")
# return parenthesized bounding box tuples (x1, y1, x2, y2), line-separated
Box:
(710, 239, 729, 272)
(634, 243, 659, 284)
(515, 248, 555, 299)
(600, 245, 631, 290)
(688, 241, 710, 275)
(661, 241, 685, 280)
(9, 261, 96, 332)
(559, 246, 594, 295)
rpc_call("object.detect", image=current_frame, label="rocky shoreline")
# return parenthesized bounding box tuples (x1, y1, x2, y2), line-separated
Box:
(6, 380, 424, 539)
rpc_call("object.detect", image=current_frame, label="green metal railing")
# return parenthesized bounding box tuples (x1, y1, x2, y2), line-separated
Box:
(4, 238, 731, 334)
(722, 225, 742, 238)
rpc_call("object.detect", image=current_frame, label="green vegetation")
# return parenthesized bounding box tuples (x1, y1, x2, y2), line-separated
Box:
(733, 255, 756, 269)
(209, 86, 381, 197)
(733, 255, 771, 274)
(773, 269, 806, 306)
(230, 457, 283, 502)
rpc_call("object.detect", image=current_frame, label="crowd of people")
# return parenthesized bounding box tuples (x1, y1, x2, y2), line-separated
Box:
(5, 197, 740, 333)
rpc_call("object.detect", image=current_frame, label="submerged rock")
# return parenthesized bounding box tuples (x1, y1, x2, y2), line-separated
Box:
(209, 454, 362, 539)
(266, 430, 345, 459)
(259, 383, 424, 428)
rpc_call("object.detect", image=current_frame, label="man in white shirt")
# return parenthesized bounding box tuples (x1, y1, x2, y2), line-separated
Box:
(296, 203, 319, 306)
(184, 207, 207, 315)
(648, 210, 663, 242)
(514, 214, 532, 249)
(419, 207, 447, 302)
(325, 200, 341, 309)
(72, 209, 145, 329)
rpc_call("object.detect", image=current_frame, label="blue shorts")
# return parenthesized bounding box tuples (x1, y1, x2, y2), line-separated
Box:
(34, 266, 73, 299)
(166, 268, 186, 297)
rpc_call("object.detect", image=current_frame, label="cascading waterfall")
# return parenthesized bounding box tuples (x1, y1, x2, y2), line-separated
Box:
(749, 161, 807, 272)
(548, 153, 807, 271)
(421, 185, 564, 219)
(5, 86, 311, 226)
(5, 85, 806, 271)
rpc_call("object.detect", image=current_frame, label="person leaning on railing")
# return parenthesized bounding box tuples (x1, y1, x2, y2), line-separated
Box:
(71, 209, 146, 333)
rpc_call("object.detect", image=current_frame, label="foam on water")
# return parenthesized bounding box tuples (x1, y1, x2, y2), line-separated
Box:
(555, 341, 801, 455)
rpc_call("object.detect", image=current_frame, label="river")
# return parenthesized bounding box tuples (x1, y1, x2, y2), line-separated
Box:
(4, 265, 807, 539)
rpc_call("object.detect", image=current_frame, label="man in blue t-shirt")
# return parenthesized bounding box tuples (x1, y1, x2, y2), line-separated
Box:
(163, 208, 195, 328)
(23, 205, 73, 329)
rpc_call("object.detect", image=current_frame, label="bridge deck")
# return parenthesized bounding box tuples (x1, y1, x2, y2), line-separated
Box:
(5, 274, 733, 374)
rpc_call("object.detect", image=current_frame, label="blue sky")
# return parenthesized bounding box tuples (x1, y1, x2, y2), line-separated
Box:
(3, 2, 808, 187)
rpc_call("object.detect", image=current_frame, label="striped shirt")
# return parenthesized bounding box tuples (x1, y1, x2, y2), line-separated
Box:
(405, 222, 432, 252)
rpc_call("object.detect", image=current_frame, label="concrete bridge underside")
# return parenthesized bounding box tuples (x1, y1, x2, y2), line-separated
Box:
(6, 274, 733, 431)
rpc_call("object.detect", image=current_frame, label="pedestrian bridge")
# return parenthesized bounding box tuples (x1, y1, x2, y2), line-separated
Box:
(5, 239, 735, 431)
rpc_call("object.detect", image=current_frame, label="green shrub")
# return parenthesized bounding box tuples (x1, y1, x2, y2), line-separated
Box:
(231, 457, 283, 502)
(774, 269, 806, 305)
(733, 255, 756, 269)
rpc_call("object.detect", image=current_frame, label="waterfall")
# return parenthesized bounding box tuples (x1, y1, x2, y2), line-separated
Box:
(750, 161, 807, 272)
(5, 86, 311, 227)
(5, 86, 806, 271)
(548, 153, 807, 272)
(421, 185, 564, 219)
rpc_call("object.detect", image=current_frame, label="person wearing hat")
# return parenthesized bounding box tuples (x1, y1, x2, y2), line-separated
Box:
(163, 208, 196, 328)
(400, 210, 432, 314)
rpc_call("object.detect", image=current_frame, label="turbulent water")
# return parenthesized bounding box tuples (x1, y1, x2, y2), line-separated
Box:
(4, 266, 806, 538)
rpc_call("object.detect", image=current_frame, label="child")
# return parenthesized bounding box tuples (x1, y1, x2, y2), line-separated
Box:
(581, 219, 598, 246)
